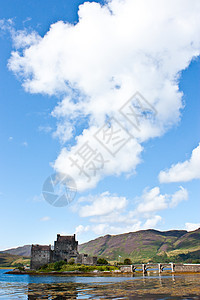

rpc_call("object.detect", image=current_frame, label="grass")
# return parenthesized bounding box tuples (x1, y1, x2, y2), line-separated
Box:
(39, 261, 119, 273)
(167, 247, 200, 257)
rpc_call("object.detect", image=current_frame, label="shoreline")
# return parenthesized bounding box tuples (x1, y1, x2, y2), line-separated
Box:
(5, 270, 200, 276)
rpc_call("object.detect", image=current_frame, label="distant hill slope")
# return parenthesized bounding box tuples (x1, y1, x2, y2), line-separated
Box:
(79, 228, 200, 263)
(174, 228, 200, 249)
(1, 245, 31, 257)
(0, 252, 30, 267)
(1, 228, 200, 265)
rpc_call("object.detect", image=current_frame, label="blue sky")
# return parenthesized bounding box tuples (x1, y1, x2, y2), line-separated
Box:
(0, 0, 200, 250)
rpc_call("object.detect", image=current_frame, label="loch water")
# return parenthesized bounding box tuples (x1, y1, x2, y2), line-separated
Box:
(0, 269, 200, 299)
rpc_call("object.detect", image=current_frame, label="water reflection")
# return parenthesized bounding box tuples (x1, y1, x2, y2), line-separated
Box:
(27, 282, 79, 299)
(25, 274, 200, 299)
(0, 269, 200, 299)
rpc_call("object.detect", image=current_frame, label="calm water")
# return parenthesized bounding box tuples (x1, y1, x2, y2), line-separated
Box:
(0, 269, 200, 299)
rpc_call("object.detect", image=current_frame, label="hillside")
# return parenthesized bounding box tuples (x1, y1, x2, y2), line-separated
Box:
(1, 245, 31, 257)
(0, 252, 30, 268)
(79, 228, 200, 263)
(1, 228, 199, 265)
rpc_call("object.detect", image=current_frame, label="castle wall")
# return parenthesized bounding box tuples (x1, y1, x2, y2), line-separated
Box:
(76, 254, 97, 265)
(30, 234, 97, 269)
(30, 245, 52, 270)
(53, 234, 78, 262)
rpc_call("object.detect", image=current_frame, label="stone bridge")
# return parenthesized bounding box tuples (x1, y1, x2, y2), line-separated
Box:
(120, 263, 200, 273)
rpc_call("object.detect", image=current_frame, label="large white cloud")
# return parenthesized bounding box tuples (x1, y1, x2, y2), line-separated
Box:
(134, 186, 188, 215)
(8, 0, 200, 191)
(159, 143, 200, 183)
(136, 187, 168, 214)
(74, 186, 188, 237)
(78, 191, 127, 217)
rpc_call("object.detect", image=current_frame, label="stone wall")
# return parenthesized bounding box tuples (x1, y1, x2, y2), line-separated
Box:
(119, 265, 133, 273)
(30, 245, 52, 270)
(76, 253, 97, 265)
(174, 264, 200, 272)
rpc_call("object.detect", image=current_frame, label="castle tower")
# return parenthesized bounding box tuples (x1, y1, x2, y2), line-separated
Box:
(53, 234, 79, 262)
(30, 244, 52, 269)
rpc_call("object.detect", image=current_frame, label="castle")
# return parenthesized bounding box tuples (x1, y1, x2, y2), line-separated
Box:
(30, 234, 97, 269)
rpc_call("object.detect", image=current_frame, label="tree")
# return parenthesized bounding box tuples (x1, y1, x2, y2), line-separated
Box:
(54, 260, 66, 271)
(97, 258, 108, 265)
(124, 258, 132, 265)
(68, 258, 75, 265)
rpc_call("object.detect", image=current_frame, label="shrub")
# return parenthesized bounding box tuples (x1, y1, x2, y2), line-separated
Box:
(54, 260, 66, 271)
(124, 258, 132, 265)
(117, 262, 124, 265)
(97, 258, 108, 265)
(39, 264, 48, 270)
(17, 266, 25, 271)
(12, 263, 24, 268)
(68, 258, 75, 265)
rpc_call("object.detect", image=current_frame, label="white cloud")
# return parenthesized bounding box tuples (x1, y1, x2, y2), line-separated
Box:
(143, 215, 162, 229)
(53, 128, 142, 191)
(169, 186, 188, 208)
(40, 216, 50, 222)
(75, 217, 163, 236)
(74, 186, 188, 237)
(8, 136, 13, 141)
(52, 121, 74, 144)
(0, 19, 13, 31)
(75, 224, 90, 235)
(7, 0, 200, 191)
(78, 222, 144, 236)
(135, 186, 188, 214)
(159, 143, 200, 183)
(185, 222, 200, 232)
(136, 187, 168, 214)
(12, 29, 41, 49)
(78, 191, 128, 217)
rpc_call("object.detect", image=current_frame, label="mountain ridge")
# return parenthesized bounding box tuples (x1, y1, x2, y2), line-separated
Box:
(79, 228, 200, 262)
(1, 228, 199, 264)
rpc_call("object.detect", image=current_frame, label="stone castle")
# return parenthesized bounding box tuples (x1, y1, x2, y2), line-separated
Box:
(30, 234, 97, 269)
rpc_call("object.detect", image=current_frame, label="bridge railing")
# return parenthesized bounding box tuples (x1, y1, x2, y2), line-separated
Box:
(119, 263, 200, 273)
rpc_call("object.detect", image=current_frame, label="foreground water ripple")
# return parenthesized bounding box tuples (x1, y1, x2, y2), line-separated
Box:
(0, 269, 200, 299)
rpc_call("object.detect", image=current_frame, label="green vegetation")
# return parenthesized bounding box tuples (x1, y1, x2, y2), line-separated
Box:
(79, 228, 200, 263)
(124, 258, 132, 265)
(150, 252, 200, 264)
(39, 261, 119, 272)
(68, 258, 75, 265)
(1, 228, 200, 267)
(97, 258, 108, 265)
(54, 260, 66, 270)
(0, 252, 30, 268)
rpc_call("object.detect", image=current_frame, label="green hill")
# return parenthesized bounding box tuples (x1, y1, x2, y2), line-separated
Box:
(0, 252, 30, 268)
(1, 228, 199, 266)
(1, 245, 31, 257)
(79, 228, 200, 263)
